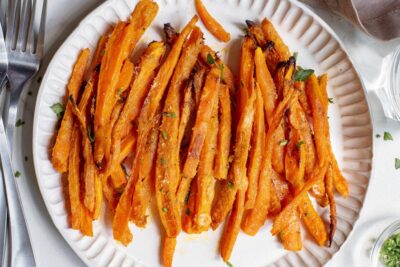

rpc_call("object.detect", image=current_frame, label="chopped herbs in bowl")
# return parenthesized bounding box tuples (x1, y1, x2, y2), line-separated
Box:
(380, 233, 400, 267)
(371, 220, 400, 267)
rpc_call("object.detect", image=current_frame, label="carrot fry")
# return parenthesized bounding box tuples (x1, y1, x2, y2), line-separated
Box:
(245, 83, 264, 209)
(194, 98, 218, 232)
(242, 89, 296, 235)
(52, 48, 90, 173)
(130, 117, 159, 227)
(220, 189, 245, 262)
(111, 42, 166, 169)
(195, 0, 230, 42)
(261, 18, 291, 61)
(211, 84, 256, 229)
(254, 47, 285, 174)
(162, 237, 177, 267)
(279, 211, 302, 251)
(214, 84, 232, 180)
(299, 196, 327, 246)
(246, 20, 267, 47)
(178, 80, 195, 148)
(192, 65, 207, 106)
(177, 67, 220, 208)
(325, 163, 337, 246)
(116, 60, 135, 95)
(94, 0, 158, 165)
(156, 26, 203, 238)
(268, 181, 281, 215)
(68, 127, 82, 230)
(237, 37, 255, 116)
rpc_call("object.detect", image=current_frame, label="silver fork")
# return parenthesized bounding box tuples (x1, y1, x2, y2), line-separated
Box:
(5, 0, 46, 151)
(0, 19, 8, 267)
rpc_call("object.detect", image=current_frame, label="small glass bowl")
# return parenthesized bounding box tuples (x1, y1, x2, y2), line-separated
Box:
(370, 220, 400, 267)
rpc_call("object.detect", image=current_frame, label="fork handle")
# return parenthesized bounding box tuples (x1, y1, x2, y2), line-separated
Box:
(0, 76, 8, 267)
(0, 79, 35, 266)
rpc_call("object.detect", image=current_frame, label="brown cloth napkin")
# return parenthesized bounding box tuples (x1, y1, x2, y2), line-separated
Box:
(301, 0, 400, 41)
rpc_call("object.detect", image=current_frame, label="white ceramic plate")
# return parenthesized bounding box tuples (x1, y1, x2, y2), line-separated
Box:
(32, 0, 373, 266)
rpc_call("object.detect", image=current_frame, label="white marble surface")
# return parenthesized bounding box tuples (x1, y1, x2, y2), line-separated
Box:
(13, 0, 400, 266)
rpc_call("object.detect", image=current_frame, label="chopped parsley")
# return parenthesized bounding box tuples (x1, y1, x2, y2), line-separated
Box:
(226, 261, 234, 267)
(293, 52, 298, 61)
(162, 111, 177, 118)
(207, 53, 215, 65)
(376, 134, 381, 138)
(15, 119, 25, 127)
(384, 132, 393, 141)
(296, 140, 305, 149)
(380, 232, 400, 267)
(279, 139, 288, 146)
(294, 68, 314, 81)
(14, 171, 21, 178)
(50, 103, 65, 119)
(228, 180, 234, 189)
(161, 130, 167, 140)
(220, 63, 225, 80)
(162, 207, 168, 213)
(328, 97, 334, 104)
(395, 158, 400, 170)
(160, 158, 167, 165)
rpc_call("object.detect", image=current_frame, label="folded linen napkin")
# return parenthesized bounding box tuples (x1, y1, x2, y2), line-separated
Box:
(301, 0, 400, 41)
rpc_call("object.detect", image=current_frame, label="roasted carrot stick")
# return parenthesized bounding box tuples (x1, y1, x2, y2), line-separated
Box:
(89, 35, 108, 72)
(52, 48, 90, 173)
(214, 83, 232, 180)
(177, 80, 195, 148)
(261, 18, 291, 61)
(94, 0, 158, 165)
(131, 113, 160, 227)
(110, 42, 166, 169)
(237, 37, 255, 116)
(195, 0, 230, 42)
(211, 83, 256, 229)
(68, 127, 82, 230)
(279, 211, 302, 251)
(156, 26, 203, 238)
(194, 98, 218, 232)
(113, 17, 199, 245)
(162, 237, 177, 267)
(245, 83, 264, 210)
(325, 163, 337, 246)
(177, 66, 220, 208)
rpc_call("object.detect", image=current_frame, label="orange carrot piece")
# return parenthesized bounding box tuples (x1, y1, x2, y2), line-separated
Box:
(94, 0, 158, 165)
(177, 67, 220, 208)
(325, 163, 337, 246)
(214, 83, 232, 180)
(52, 48, 90, 173)
(113, 17, 198, 245)
(279, 211, 302, 251)
(194, 99, 218, 232)
(245, 83, 265, 209)
(89, 35, 108, 72)
(177, 80, 195, 148)
(238, 37, 255, 116)
(195, 0, 230, 42)
(68, 127, 82, 230)
(162, 237, 177, 267)
(211, 85, 256, 229)
(156, 26, 203, 238)
(261, 18, 291, 61)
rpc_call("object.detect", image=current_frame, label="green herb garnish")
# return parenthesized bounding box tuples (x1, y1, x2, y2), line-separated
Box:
(162, 111, 177, 118)
(380, 232, 400, 267)
(296, 140, 304, 149)
(160, 158, 167, 165)
(328, 97, 334, 104)
(376, 134, 381, 138)
(226, 261, 234, 267)
(15, 119, 25, 127)
(207, 53, 215, 65)
(14, 171, 21, 178)
(294, 68, 314, 81)
(279, 139, 288, 146)
(384, 132, 393, 141)
(162, 207, 168, 213)
(220, 63, 225, 80)
(293, 52, 298, 61)
(161, 130, 167, 140)
(50, 103, 65, 119)
(228, 180, 234, 189)
(395, 158, 400, 170)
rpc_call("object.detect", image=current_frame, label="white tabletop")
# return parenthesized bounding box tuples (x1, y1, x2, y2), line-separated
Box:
(14, 0, 400, 266)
